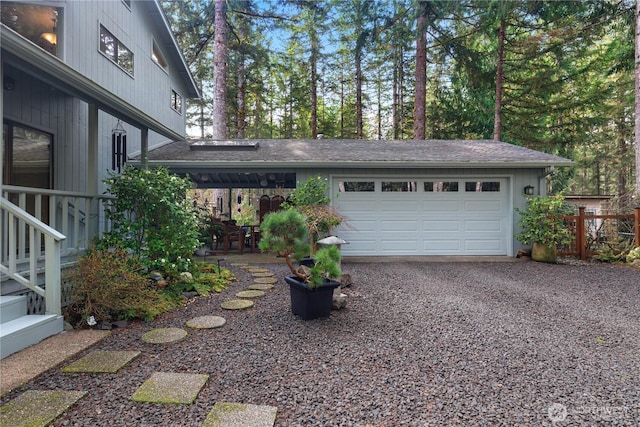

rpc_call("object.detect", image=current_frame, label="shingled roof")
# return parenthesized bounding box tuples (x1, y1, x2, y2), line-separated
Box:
(142, 139, 573, 168)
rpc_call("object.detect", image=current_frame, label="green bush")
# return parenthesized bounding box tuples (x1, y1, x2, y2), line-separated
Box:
(515, 194, 573, 247)
(98, 165, 200, 275)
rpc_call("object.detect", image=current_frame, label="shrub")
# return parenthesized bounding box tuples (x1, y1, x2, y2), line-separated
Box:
(64, 248, 178, 327)
(515, 194, 573, 247)
(98, 165, 200, 275)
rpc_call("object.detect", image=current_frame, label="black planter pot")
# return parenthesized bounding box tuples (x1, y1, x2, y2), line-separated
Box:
(284, 275, 340, 320)
(298, 257, 315, 268)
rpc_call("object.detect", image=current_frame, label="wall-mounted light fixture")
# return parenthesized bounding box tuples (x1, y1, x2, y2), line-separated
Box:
(524, 185, 535, 196)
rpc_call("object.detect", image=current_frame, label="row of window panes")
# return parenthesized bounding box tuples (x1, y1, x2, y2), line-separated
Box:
(339, 181, 501, 192)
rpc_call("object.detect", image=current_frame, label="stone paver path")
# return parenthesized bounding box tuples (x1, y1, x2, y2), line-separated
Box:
(236, 290, 266, 298)
(141, 327, 188, 344)
(248, 283, 275, 290)
(61, 350, 141, 373)
(1, 262, 278, 427)
(221, 299, 254, 310)
(203, 402, 278, 427)
(186, 316, 227, 329)
(131, 372, 209, 404)
(0, 390, 86, 427)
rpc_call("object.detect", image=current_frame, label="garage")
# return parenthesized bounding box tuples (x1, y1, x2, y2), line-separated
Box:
(332, 177, 510, 256)
(143, 138, 573, 257)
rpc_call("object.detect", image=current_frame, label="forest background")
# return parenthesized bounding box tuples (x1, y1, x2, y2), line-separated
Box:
(161, 0, 637, 208)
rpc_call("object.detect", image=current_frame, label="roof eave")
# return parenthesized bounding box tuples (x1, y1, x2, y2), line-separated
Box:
(136, 160, 574, 169)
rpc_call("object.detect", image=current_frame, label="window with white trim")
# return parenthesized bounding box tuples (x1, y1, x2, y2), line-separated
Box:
(99, 24, 134, 75)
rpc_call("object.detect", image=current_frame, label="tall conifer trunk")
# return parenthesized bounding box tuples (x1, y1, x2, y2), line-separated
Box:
(212, 0, 227, 140)
(413, 1, 428, 140)
(493, 19, 505, 141)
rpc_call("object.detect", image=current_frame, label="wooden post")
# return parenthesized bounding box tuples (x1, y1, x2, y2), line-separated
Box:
(634, 207, 640, 248)
(578, 206, 586, 260)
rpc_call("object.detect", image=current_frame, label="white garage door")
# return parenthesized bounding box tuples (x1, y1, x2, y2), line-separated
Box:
(332, 177, 511, 256)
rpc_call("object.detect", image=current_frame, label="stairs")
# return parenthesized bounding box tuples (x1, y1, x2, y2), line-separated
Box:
(0, 295, 63, 359)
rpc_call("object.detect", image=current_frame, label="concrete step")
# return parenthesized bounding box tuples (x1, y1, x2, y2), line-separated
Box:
(0, 314, 63, 359)
(0, 295, 27, 324)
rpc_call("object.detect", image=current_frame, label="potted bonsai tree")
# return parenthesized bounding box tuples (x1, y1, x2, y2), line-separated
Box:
(259, 208, 342, 320)
(515, 193, 574, 263)
(284, 176, 345, 264)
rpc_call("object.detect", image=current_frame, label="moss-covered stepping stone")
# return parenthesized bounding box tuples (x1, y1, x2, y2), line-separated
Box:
(186, 316, 227, 329)
(203, 402, 278, 427)
(142, 327, 188, 344)
(221, 299, 254, 310)
(246, 267, 269, 273)
(251, 272, 273, 277)
(62, 350, 141, 373)
(253, 276, 277, 284)
(0, 390, 87, 427)
(236, 290, 265, 298)
(248, 283, 275, 291)
(131, 372, 208, 404)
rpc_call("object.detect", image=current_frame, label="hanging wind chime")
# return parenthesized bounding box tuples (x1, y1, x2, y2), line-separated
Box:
(111, 120, 127, 173)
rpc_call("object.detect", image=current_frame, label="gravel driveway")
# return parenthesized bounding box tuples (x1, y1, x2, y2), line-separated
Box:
(4, 260, 640, 426)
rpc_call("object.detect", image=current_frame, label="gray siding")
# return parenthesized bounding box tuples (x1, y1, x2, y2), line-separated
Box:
(64, 0, 187, 136)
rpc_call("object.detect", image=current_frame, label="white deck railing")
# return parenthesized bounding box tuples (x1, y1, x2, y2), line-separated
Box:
(1, 196, 65, 315)
(1, 187, 112, 315)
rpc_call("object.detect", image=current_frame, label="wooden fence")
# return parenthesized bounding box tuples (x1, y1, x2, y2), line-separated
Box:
(560, 207, 640, 260)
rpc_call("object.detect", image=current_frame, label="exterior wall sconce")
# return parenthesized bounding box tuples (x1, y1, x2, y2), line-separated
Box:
(524, 185, 535, 196)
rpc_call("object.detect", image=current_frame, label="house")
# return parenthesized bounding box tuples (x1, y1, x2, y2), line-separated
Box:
(137, 138, 573, 257)
(1, 0, 198, 358)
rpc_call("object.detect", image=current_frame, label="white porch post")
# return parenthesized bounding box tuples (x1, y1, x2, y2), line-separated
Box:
(141, 127, 149, 170)
(87, 103, 99, 237)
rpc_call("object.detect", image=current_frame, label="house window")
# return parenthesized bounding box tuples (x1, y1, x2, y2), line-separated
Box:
(99, 24, 134, 75)
(339, 181, 374, 192)
(465, 181, 500, 192)
(382, 181, 417, 192)
(425, 181, 459, 192)
(152, 41, 167, 69)
(171, 90, 183, 113)
(1, 3, 61, 56)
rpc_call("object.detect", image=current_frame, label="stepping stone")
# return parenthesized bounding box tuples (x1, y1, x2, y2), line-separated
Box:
(253, 277, 277, 284)
(248, 283, 274, 291)
(61, 350, 141, 373)
(186, 316, 226, 329)
(251, 272, 273, 277)
(236, 290, 265, 298)
(231, 262, 249, 267)
(221, 299, 254, 310)
(0, 390, 87, 427)
(141, 327, 188, 344)
(203, 402, 278, 427)
(246, 268, 269, 273)
(131, 372, 208, 405)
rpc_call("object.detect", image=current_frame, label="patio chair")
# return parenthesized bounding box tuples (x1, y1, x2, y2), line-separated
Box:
(222, 221, 246, 254)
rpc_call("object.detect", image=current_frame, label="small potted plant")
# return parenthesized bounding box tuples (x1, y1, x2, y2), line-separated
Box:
(259, 209, 342, 320)
(515, 193, 573, 263)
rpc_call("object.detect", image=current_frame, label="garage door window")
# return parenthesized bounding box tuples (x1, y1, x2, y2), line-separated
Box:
(425, 181, 459, 192)
(465, 181, 500, 192)
(339, 181, 375, 192)
(382, 181, 417, 192)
